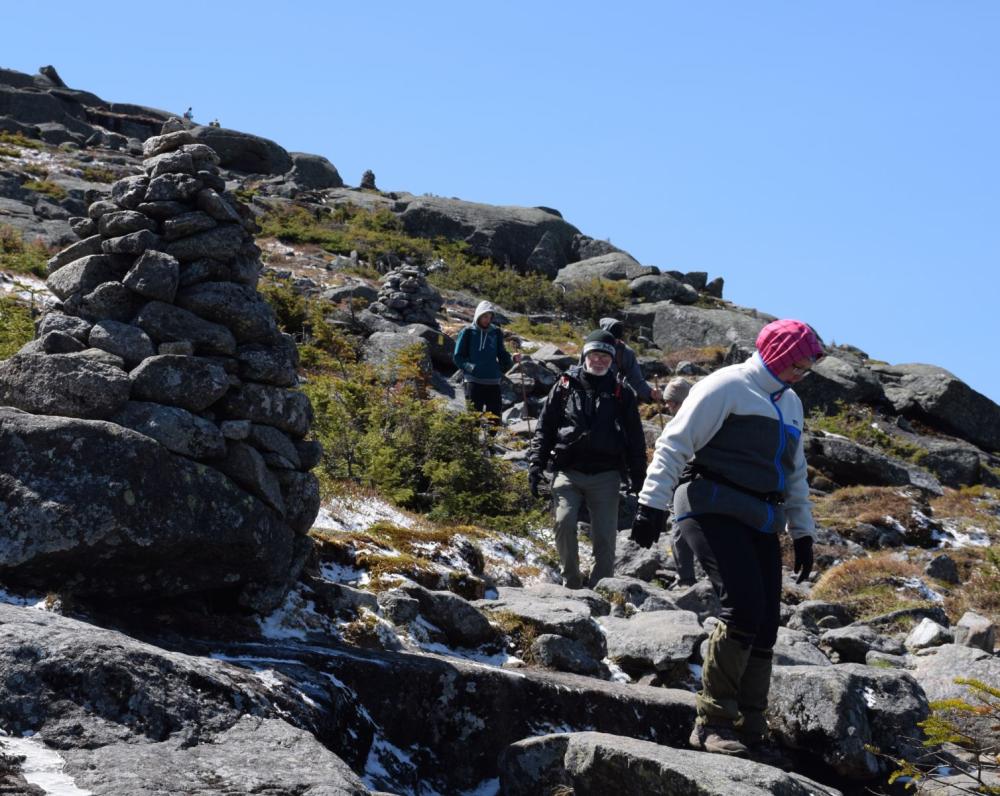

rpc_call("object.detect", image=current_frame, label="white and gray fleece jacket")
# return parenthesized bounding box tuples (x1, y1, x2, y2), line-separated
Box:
(638, 353, 816, 539)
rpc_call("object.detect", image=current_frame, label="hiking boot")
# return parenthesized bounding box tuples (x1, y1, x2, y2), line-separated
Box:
(688, 723, 749, 756)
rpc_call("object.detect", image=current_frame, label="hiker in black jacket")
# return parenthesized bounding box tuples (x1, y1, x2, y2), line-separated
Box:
(528, 329, 647, 588)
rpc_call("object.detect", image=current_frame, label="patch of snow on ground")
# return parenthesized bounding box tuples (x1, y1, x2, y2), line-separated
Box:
(899, 577, 945, 603)
(0, 272, 55, 306)
(257, 590, 335, 640)
(1, 734, 92, 795)
(313, 494, 418, 533)
(935, 521, 992, 548)
(605, 659, 632, 683)
(0, 588, 47, 609)
(319, 561, 369, 587)
(362, 734, 430, 795)
(460, 778, 500, 796)
(863, 686, 878, 708)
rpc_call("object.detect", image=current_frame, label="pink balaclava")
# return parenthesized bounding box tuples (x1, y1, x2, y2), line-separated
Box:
(756, 319, 824, 378)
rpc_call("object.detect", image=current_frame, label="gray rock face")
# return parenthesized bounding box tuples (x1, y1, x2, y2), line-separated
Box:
(599, 610, 704, 679)
(498, 732, 842, 796)
(164, 223, 246, 262)
(362, 331, 433, 380)
(530, 634, 606, 677)
(623, 301, 770, 355)
(135, 300, 237, 355)
(910, 643, 1000, 702)
(628, 273, 699, 304)
(872, 362, 1000, 452)
(398, 583, 499, 648)
(953, 610, 996, 652)
(768, 664, 929, 779)
(804, 431, 941, 493)
(36, 312, 92, 341)
(0, 409, 298, 608)
(189, 126, 294, 174)
(218, 382, 313, 437)
(327, 641, 696, 793)
(113, 400, 226, 459)
(0, 353, 131, 419)
(236, 341, 299, 387)
(772, 627, 832, 666)
(286, 151, 344, 189)
(46, 253, 125, 300)
(794, 352, 887, 413)
(0, 125, 319, 613)
(904, 617, 954, 650)
(122, 249, 180, 302)
(88, 319, 155, 367)
(0, 603, 369, 794)
(594, 576, 677, 612)
(476, 586, 608, 660)
(381, 192, 580, 275)
(554, 252, 656, 287)
(71, 716, 369, 796)
(176, 281, 278, 343)
(819, 624, 906, 663)
(130, 354, 230, 412)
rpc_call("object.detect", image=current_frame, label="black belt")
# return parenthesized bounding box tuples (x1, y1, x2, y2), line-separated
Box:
(691, 466, 785, 506)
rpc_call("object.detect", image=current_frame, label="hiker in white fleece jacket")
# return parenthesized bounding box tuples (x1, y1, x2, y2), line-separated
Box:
(629, 319, 823, 761)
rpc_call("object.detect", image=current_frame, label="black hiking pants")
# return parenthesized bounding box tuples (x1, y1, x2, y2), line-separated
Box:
(467, 383, 502, 422)
(677, 513, 781, 649)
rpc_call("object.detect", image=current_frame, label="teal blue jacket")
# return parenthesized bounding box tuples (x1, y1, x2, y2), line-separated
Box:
(453, 324, 513, 385)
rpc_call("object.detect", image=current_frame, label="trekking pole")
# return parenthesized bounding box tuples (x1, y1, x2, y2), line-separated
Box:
(656, 379, 665, 432)
(516, 340, 533, 435)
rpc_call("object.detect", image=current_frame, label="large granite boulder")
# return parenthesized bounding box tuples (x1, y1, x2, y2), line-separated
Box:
(189, 125, 293, 174)
(0, 408, 303, 610)
(767, 663, 929, 780)
(554, 252, 657, 287)
(499, 732, 842, 795)
(0, 602, 370, 794)
(285, 152, 344, 189)
(871, 363, 1000, 453)
(0, 352, 131, 419)
(384, 192, 580, 276)
(803, 431, 943, 494)
(794, 351, 886, 413)
(623, 302, 770, 355)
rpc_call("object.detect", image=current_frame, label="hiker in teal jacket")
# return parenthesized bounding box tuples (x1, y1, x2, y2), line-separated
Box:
(453, 301, 517, 420)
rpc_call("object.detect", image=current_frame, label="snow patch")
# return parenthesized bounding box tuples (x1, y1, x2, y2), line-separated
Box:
(313, 494, 418, 533)
(1, 734, 92, 795)
(898, 577, 945, 603)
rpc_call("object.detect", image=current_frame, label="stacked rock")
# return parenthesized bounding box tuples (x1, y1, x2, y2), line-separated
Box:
(367, 265, 444, 328)
(0, 119, 321, 560)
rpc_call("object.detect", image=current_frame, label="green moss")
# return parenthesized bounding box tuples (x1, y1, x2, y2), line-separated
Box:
(807, 402, 928, 464)
(0, 225, 49, 277)
(80, 165, 117, 183)
(0, 296, 34, 360)
(0, 131, 42, 150)
(22, 179, 67, 201)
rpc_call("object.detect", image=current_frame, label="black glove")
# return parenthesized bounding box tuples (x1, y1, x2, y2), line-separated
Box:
(793, 536, 814, 584)
(528, 469, 543, 499)
(628, 471, 646, 497)
(629, 504, 666, 549)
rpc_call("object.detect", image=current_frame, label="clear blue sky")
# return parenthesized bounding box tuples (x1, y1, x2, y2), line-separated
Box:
(6, 2, 999, 402)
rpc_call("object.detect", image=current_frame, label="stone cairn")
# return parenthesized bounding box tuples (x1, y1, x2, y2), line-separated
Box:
(0, 118, 321, 537)
(367, 265, 444, 328)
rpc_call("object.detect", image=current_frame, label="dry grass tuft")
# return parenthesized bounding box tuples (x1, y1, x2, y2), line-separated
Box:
(812, 553, 928, 621)
(812, 486, 918, 530)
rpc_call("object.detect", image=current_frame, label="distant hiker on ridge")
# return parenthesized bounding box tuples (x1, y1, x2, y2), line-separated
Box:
(453, 301, 519, 424)
(630, 319, 823, 762)
(529, 328, 647, 589)
(183, 107, 194, 122)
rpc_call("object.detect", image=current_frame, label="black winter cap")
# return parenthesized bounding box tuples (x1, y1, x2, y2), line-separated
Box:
(582, 329, 617, 357)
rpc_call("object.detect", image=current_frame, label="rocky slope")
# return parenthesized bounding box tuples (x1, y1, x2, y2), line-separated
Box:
(0, 65, 998, 796)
